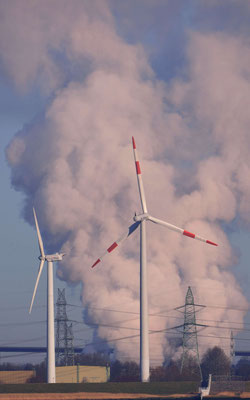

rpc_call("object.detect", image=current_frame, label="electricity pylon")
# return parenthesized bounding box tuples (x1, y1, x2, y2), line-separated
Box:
(55, 288, 75, 366)
(176, 286, 205, 380)
(230, 330, 235, 373)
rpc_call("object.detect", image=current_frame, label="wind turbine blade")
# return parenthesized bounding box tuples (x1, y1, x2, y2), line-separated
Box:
(33, 207, 45, 258)
(148, 216, 218, 246)
(91, 221, 140, 268)
(132, 137, 148, 214)
(29, 259, 45, 313)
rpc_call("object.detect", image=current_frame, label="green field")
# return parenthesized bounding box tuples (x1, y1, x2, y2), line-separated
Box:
(0, 381, 199, 394)
(3, 381, 250, 398)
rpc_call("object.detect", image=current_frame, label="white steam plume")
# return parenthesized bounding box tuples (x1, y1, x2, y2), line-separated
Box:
(3, 1, 250, 364)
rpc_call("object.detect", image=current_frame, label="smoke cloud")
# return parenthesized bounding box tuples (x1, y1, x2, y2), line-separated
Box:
(3, 1, 250, 363)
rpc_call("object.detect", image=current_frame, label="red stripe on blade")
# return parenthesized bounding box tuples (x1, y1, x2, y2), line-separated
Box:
(136, 161, 141, 174)
(183, 230, 195, 239)
(91, 259, 101, 268)
(107, 242, 118, 253)
(206, 240, 218, 246)
(132, 137, 136, 149)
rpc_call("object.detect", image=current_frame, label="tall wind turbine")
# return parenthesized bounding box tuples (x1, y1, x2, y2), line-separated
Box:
(91, 137, 218, 382)
(29, 208, 64, 383)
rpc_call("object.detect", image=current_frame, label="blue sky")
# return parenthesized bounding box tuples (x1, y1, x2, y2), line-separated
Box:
(1, 80, 84, 364)
(1, 0, 250, 365)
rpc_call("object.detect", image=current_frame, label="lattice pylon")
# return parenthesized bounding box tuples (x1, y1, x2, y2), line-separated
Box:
(230, 330, 235, 368)
(180, 286, 203, 380)
(55, 288, 75, 366)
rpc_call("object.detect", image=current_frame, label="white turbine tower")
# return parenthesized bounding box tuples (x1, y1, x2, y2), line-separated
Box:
(91, 137, 218, 382)
(29, 208, 64, 383)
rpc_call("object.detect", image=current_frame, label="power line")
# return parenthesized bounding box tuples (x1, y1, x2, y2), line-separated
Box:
(0, 352, 40, 360)
(1, 315, 250, 346)
(205, 304, 249, 312)
(1, 327, 250, 363)
(1, 299, 250, 361)
(0, 336, 45, 346)
(67, 303, 250, 329)
(0, 321, 45, 328)
(67, 302, 250, 313)
(0, 305, 46, 312)
(69, 315, 250, 335)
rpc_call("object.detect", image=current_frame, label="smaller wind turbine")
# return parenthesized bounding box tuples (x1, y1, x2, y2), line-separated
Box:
(91, 137, 218, 382)
(29, 208, 64, 384)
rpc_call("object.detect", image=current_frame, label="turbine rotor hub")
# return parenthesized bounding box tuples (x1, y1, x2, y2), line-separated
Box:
(133, 213, 149, 222)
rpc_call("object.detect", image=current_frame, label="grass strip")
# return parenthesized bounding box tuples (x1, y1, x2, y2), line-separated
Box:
(0, 381, 199, 394)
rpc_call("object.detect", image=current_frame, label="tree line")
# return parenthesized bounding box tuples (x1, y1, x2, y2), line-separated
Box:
(0, 346, 249, 382)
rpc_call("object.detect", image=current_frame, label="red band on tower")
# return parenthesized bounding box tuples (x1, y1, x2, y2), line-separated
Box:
(183, 230, 195, 239)
(132, 137, 136, 149)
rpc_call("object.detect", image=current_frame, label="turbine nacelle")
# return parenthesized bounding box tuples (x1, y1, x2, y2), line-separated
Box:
(38, 252, 65, 262)
(45, 253, 65, 262)
(133, 213, 149, 222)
